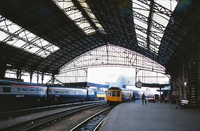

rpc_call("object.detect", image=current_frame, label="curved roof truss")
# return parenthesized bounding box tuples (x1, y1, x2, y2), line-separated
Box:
(0, 0, 198, 76)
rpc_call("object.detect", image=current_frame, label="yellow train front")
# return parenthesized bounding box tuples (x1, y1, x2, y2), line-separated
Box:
(106, 87, 133, 106)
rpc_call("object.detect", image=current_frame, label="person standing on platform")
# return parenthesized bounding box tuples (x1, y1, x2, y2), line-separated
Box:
(142, 93, 147, 105)
(132, 93, 135, 102)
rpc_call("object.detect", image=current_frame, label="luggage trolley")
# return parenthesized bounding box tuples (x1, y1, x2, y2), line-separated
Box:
(175, 99, 189, 109)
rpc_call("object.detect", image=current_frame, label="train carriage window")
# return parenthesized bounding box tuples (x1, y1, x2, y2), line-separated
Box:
(112, 91, 116, 97)
(22, 88, 28, 91)
(3, 87, 11, 92)
(117, 91, 120, 97)
(17, 88, 20, 91)
(108, 91, 111, 96)
(30, 89, 35, 91)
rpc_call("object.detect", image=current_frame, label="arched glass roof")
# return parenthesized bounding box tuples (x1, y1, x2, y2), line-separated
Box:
(0, 0, 197, 75)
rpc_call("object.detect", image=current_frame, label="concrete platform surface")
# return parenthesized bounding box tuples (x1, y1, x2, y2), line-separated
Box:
(99, 100, 200, 131)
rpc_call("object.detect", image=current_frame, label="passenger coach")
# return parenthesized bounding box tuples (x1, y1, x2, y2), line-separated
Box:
(106, 87, 133, 106)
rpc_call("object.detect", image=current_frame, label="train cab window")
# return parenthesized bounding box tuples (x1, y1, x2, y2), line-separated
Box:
(117, 91, 120, 97)
(3, 87, 11, 92)
(112, 91, 116, 97)
(108, 91, 111, 96)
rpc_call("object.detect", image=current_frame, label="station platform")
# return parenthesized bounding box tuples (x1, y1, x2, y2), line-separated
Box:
(99, 100, 200, 131)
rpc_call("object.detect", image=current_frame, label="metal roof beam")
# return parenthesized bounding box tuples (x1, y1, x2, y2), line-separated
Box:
(71, 0, 98, 30)
(146, 0, 154, 50)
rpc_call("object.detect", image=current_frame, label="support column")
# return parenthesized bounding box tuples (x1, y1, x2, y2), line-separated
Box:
(198, 48, 200, 107)
(41, 72, 44, 84)
(16, 69, 21, 80)
(51, 74, 55, 85)
(37, 71, 39, 84)
(0, 56, 6, 79)
(30, 70, 33, 83)
(188, 59, 198, 107)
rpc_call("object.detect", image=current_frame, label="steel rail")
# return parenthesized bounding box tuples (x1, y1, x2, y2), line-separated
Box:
(0, 102, 106, 131)
(0, 101, 104, 119)
(70, 107, 111, 131)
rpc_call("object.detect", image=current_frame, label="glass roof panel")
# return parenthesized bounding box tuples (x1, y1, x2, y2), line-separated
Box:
(0, 15, 59, 58)
(77, 0, 105, 34)
(53, 0, 103, 35)
(24, 45, 40, 53)
(133, 0, 150, 49)
(132, 0, 178, 54)
(135, 29, 147, 48)
(134, 19, 148, 29)
(155, 0, 177, 11)
(133, 1, 150, 17)
(7, 39, 26, 48)
(0, 31, 9, 40)
(150, 37, 160, 46)
(150, 44, 159, 53)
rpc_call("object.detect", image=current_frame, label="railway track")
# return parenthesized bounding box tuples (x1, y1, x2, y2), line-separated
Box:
(70, 107, 111, 131)
(0, 101, 104, 120)
(0, 101, 107, 131)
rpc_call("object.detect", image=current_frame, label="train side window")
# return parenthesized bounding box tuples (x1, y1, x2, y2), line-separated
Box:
(22, 88, 28, 91)
(112, 91, 116, 97)
(3, 87, 11, 92)
(30, 89, 35, 91)
(108, 91, 111, 96)
(117, 91, 120, 97)
(17, 88, 21, 91)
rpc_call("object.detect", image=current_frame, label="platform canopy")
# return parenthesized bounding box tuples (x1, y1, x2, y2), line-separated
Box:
(0, 0, 199, 75)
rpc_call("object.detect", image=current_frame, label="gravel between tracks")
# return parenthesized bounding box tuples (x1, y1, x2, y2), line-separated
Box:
(40, 104, 109, 131)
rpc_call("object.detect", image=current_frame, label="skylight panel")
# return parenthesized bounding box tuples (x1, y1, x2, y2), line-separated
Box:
(19, 30, 35, 41)
(0, 15, 59, 58)
(135, 30, 148, 48)
(155, 0, 177, 11)
(153, 13, 169, 24)
(7, 39, 26, 48)
(24, 45, 40, 53)
(134, 19, 148, 29)
(53, 0, 104, 35)
(133, 1, 150, 17)
(0, 31, 9, 40)
(150, 37, 160, 46)
(132, 0, 178, 54)
(133, 0, 150, 49)
(150, 44, 159, 53)
(77, 0, 105, 34)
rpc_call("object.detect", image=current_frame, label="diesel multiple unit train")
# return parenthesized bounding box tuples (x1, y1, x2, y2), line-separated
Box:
(106, 87, 134, 106)
(0, 79, 106, 110)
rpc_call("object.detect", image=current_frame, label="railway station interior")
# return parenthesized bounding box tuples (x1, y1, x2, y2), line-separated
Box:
(0, 0, 200, 130)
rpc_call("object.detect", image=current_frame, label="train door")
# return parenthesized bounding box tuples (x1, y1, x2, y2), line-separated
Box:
(116, 90, 122, 102)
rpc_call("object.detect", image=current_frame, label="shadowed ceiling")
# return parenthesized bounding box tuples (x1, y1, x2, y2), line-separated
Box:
(0, 0, 199, 75)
